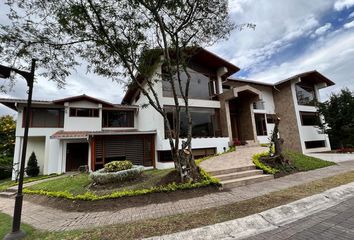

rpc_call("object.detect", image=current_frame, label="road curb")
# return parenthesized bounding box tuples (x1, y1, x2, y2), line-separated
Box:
(146, 181, 354, 240)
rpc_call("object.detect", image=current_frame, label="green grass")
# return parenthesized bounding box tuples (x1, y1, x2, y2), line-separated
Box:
(0, 174, 60, 192)
(284, 150, 336, 171)
(0, 213, 35, 239)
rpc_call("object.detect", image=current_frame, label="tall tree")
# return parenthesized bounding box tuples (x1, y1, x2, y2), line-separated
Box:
(0, 0, 250, 181)
(317, 88, 354, 149)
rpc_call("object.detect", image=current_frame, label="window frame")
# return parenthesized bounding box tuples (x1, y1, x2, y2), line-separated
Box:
(295, 82, 317, 106)
(23, 107, 64, 128)
(254, 113, 268, 136)
(300, 111, 320, 126)
(102, 109, 134, 128)
(69, 108, 99, 118)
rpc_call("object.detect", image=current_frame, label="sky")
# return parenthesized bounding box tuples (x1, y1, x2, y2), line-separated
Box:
(1, 0, 354, 116)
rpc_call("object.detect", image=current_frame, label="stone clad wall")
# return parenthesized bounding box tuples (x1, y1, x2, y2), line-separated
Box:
(273, 82, 302, 152)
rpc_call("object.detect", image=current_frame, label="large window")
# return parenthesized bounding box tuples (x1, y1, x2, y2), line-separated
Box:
(296, 82, 317, 106)
(305, 140, 326, 149)
(255, 113, 267, 136)
(162, 66, 218, 100)
(24, 108, 64, 128)
(102, 110, 134, 127)
(300, 111, 320, 126)
(70, 108, 99, 117)
(164, 107, 221, 138)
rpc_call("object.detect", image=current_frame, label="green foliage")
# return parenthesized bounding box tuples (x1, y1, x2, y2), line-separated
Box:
(283, 151, 335, 171)
(0, 115, 16, 157)
(25, 152, 40, 177)
(104, 160, 133, 172)
(0, 156, 12, 180)
(91, 166, 144, 185)
(317, 88, 354, 149)
(252, 152, 280, 175)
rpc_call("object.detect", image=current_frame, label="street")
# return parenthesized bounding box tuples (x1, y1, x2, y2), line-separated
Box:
(248, 196, 354, 240)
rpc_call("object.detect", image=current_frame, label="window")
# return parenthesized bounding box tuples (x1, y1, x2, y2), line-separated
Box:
(102, 110, 134, 127)
(24, 108, 64, 128)
(266, 114, 277, 124)
(253, 101, 265, 110)
(70, 108, 99, 117)
(164, 107, 221, 138)
(296, 82, 317, 106)
(305, 140, 326, 149)
(255, 113, 267, 136)
(300, 112, 320, 126)
(162, 66, 217, 100)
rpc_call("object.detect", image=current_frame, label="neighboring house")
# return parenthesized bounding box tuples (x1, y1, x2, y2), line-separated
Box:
(0, 48, 334, 176)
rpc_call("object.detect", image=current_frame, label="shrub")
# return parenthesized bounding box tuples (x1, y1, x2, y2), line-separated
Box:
(252, 152, 279, 175)
(0, 156, 13, 180)
(104, 160, 133, 172)
(26, 152, 40, 177)
(91, 165, 144, 184)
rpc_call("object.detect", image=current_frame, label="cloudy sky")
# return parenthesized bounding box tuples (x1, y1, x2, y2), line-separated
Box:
(1, 0, 354, 116)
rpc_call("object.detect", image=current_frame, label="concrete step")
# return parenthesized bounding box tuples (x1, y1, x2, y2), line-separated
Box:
(214, 169, 264, 181)
(0, 191, 16, 197)
(208, 165, 256, 176)
(221, 174, 274, 188)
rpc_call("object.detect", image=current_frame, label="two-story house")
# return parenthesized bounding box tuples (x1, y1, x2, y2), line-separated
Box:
(0, 48, 334, 176)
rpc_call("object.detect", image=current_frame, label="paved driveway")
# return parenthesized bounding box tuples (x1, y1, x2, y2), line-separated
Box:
(199, 146, 267, 172)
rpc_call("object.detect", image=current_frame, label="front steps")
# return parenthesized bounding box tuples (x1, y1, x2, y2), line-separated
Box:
(209, 165, 274, 188)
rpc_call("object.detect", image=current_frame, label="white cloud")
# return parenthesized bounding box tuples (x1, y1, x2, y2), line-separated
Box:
(349, 11, 354, 18)
(311, 23, 332, 38)
(344, 20, 354, 28)
(334, 0, 354, 11)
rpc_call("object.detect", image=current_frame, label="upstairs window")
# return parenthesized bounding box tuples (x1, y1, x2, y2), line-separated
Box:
(24, 108, 64, 128)
(296, 82, 317, 106)
(102, 110, 134, 127)
(70, 108, 99, 117)
(255, 113, 267, 136)
(300, 111, 320, 126)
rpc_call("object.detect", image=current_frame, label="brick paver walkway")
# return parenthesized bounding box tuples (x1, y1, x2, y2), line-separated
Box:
(200, 146, 266, 172)
(248, 195, 354, 240)
(1, 160, 354, 231)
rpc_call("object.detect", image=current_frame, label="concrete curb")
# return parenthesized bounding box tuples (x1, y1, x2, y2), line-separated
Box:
(146, 181, 354, 240)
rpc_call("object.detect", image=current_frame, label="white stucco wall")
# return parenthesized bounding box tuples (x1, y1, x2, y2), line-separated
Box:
(25, 137, 46, 174)
(64, 101, 102, 131)
(291, 79, 331, 153)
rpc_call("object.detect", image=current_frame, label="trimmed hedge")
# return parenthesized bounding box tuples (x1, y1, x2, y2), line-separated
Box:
(104, 160, 133, 172)
(23, 168, 220, 201)
(90, 165, 144, 184)
(252, 152, 280, 175)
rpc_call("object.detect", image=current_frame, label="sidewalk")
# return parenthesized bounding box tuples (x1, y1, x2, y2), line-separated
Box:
(1, 161, 354, 231)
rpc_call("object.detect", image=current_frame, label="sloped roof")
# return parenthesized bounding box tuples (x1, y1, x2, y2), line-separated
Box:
(51, 129, 156, 139)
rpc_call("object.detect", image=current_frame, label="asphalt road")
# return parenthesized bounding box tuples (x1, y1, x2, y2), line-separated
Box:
(248, 196, 354, 240)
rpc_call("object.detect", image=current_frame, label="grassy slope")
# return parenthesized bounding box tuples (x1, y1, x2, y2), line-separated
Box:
(0, 175, 59, 192)
(283, 151, 336, 171)
(0, 213, 35, 239)
(27, 169, 174, 196)
(2, 170, 354, 240)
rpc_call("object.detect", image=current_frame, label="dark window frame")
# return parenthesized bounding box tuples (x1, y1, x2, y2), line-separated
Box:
(266, 114, 277, 124)
(23, 107, 64, 128)
(300, 111, 320, 126)
(102, 109, 134, 128)
(255, 113, 268, 136)
(305, 140, 326, 149)
(69, 108, 99, 118)
(295, 82, 317, 106)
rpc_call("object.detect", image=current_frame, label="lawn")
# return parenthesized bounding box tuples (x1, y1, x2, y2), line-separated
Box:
(27, 169, 177, 196)
(0, 174, 60, 192)
(2, 170, 354, 240)
(253, 150, 336, 176)
(0, 213, 35, 239)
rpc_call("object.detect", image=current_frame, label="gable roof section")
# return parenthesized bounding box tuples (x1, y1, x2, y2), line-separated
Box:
(121, 48, 240, 104)
(227, 70, 335, 87)
(53, 94, 115, 107)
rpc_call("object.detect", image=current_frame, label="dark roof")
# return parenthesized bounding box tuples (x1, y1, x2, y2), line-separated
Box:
(51, 129, 156, 139)
(0, 94, 138, 112)
(227, 70, 335, 87)
(122, 48, 240, 104)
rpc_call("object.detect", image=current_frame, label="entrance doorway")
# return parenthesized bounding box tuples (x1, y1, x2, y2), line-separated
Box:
(66, 142, 89, 171)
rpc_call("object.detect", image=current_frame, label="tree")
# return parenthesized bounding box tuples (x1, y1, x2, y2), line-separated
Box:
(0, 0, 251, 182)
(317, 88, 354, 149)
(0, 115, 16, 157)
(25, 152, 40, 177)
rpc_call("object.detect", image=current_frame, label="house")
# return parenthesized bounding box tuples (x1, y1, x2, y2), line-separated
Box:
(0, 48, 334, 176)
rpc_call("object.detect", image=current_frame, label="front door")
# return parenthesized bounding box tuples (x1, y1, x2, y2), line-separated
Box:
(66, 142, 89, 171)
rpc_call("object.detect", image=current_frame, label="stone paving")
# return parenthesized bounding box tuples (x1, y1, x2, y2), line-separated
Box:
(248, 195, 354, 240)
(199, 146, 266, 172)
(1, 160, 354, 231)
